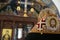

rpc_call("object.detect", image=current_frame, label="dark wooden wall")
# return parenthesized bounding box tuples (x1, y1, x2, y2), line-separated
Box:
(0, 15, 37, 40)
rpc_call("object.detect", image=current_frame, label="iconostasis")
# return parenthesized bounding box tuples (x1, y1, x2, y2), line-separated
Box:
(28, 0, 60, 35)
(0, 0, 60, 40)
(30, 8, 60, 34)
(0, 0, 59, 17)
(0, 20, 35, 40)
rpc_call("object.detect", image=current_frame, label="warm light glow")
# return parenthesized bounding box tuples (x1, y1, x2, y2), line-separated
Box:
(23, 13, 28, 17)
(17, 6, 21, 11)
(23, 10, 28, 17)
(18, 1, 20, 4)
(30, 8, 35, 12)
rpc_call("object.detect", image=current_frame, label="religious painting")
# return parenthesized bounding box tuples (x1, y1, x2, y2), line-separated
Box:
(50, 18, 57, 28)
(46, 16, 59, 32)
(1, 29, 12, 40)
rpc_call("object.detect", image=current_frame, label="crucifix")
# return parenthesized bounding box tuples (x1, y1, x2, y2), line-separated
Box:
(37, 19, 46, 31)
(19, 0, 34, 12)
(37, 19, 46, 34)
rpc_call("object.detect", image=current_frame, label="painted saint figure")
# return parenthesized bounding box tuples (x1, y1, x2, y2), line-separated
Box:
(47, 18, 58, 32)
(2, 31, 11, 40)
(50, 18, 57, 28)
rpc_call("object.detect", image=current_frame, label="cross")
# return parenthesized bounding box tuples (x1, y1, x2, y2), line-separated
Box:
(19, 0, 34, 12)
(37, 19, 46, 31)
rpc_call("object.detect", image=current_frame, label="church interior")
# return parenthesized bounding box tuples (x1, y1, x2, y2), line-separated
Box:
(0, 0, 60, 40)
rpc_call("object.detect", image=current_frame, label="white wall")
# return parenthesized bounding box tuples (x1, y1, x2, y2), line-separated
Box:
(52, 0, 60, 15)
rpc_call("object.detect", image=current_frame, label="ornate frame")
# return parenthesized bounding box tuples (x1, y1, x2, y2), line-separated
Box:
(46, 16, 60, 33)
(1, 29, 12, 40)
